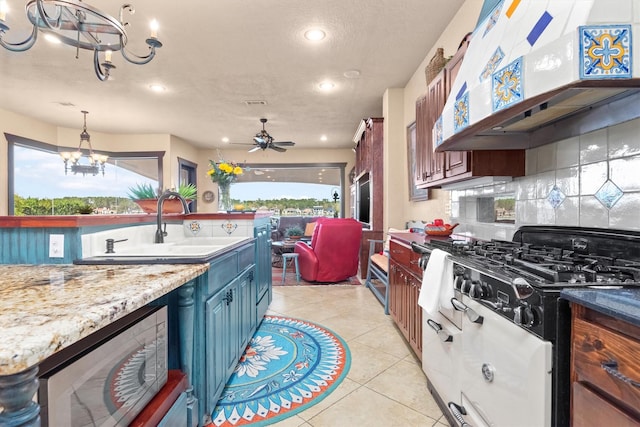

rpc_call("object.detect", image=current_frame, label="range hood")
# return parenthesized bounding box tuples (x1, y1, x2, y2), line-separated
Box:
(435, 0, 640, 152)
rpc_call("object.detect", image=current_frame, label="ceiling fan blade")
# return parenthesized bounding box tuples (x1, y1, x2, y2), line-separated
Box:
(273, 141, 295, 146)
(231, 142, 256, 146)
(248, 146, 262, 153)
(269, 145, 287, 152)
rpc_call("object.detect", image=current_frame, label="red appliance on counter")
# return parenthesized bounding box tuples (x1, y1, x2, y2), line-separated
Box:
(413, 226, 640, 427)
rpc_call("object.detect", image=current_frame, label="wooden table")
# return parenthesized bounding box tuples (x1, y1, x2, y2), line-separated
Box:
(271, 240, 296, 267)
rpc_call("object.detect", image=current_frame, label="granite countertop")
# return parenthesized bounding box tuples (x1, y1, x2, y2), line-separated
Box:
(0, 263, 208, 376)
(388, 231, 470, 246)
(561, 288, 640, 327)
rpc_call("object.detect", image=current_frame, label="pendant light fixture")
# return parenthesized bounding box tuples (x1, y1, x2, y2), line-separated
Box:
(60, 110, 108, 176)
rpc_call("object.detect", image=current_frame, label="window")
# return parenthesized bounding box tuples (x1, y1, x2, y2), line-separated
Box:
(6, 133, 164, 215)
(232, 163, 346, 216)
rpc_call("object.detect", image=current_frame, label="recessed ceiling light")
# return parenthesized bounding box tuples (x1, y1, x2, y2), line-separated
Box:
(149, 84, 166, 92)
(343, 70, 361, 79)
(44, 34, 61, 44)
(304, 29, 326, 41)
(318, 81, 334, 91)
(320, 135, 328, 141)
(221, 137, 229, 143)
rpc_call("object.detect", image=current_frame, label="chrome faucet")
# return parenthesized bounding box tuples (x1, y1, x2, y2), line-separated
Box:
(155, 190, 190, 243)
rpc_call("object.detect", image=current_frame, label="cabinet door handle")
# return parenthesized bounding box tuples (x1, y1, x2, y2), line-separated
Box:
(223, 289, 234, 306)
(601, 360, 640, 387)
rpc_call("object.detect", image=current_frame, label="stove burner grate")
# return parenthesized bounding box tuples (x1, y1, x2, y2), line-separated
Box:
(450, 240, 640, 286)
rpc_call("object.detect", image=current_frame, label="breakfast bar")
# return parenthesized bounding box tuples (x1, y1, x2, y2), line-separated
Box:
(0, 263, 208, 426)
(0, 211, 273, 426)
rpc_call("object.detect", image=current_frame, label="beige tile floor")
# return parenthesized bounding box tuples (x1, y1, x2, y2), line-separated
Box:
(264, 284, 448, 427)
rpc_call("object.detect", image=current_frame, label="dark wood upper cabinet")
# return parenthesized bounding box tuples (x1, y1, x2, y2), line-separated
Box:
(353, 117, 384, 278)
(415, 40, 525, 189)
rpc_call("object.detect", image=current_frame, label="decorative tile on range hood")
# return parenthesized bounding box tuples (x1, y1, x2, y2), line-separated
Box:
(435, 0, 640, 152)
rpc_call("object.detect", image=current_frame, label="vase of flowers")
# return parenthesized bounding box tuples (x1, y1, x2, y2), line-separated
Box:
(207, 159, 243, 212)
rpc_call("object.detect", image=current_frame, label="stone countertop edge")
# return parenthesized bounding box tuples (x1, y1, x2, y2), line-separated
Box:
(561, 288, 640, 327)
(388, 231, 468, 246)
(0, 263, 208, 376)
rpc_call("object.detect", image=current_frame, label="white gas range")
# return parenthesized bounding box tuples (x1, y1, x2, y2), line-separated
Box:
(414, 226, 640, 427)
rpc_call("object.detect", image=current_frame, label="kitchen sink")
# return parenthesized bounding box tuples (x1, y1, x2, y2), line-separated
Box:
(75, 236, 253, 265)
(171, 237, 249, 246)
(111, 244, 227, 257)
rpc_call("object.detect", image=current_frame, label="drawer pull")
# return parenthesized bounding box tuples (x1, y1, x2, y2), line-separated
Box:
(602, 360, 640, 388)
(427, 318, 453, 342)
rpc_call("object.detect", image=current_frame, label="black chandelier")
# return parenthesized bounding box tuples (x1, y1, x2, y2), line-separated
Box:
(60, 110, 108, 176)
(0, 0, 162, 81)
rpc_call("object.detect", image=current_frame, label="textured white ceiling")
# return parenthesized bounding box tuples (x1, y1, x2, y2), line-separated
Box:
(0, 0, 465, 151)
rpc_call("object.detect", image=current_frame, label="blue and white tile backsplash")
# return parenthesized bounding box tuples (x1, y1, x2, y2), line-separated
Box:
(449, 117, 640, 240)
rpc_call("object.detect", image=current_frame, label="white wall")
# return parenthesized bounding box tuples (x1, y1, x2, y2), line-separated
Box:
(383, 0, 484, 229)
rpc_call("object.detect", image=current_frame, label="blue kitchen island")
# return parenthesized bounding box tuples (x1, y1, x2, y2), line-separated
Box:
(0, 212, 273, 427)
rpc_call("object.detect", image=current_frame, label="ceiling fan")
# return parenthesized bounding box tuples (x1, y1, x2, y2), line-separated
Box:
(245, 118, 295, 153)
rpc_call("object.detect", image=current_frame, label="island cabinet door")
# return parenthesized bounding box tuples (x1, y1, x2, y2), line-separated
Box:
(238, 267, 257, 353)
(204, 282, 236, 415)
(254, 224, 272, 301)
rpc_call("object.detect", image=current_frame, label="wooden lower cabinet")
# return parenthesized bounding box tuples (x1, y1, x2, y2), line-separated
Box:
(570, 304, 640, 426)
(389, 240, 422, 360)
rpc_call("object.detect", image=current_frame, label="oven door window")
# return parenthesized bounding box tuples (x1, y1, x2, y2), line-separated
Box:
(460, 296, 552, 427)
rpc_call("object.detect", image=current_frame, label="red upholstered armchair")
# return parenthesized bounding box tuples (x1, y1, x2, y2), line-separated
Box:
(294, 218, 363, 283)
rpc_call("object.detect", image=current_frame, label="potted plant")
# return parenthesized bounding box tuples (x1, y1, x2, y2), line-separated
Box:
(177, 183, 197, 200)
(76, 204, 94, 214)
(285, 226, 304, 240)
(128, 183, 196, 214)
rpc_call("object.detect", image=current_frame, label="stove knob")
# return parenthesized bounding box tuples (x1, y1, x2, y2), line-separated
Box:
(513, 305, 540, 327)
(469, 281, 485, 299)
(461, 279, 475, 294)
(453, 270, 467, 291)
(454, 275, 464, 290)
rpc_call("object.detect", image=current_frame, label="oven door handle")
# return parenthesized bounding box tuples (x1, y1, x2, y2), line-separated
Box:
(451, 298, 484, 325)
(426, 318, 453, 342)
(447, 402, 473, 427)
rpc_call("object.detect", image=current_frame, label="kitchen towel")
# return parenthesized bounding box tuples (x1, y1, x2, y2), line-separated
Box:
(418, 248, 454, 316)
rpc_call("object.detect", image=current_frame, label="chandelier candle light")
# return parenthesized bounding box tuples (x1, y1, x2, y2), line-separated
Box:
(207, 159, 243, 212)
(0, 0, 162, 81)
(60, 110, 108, 176)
